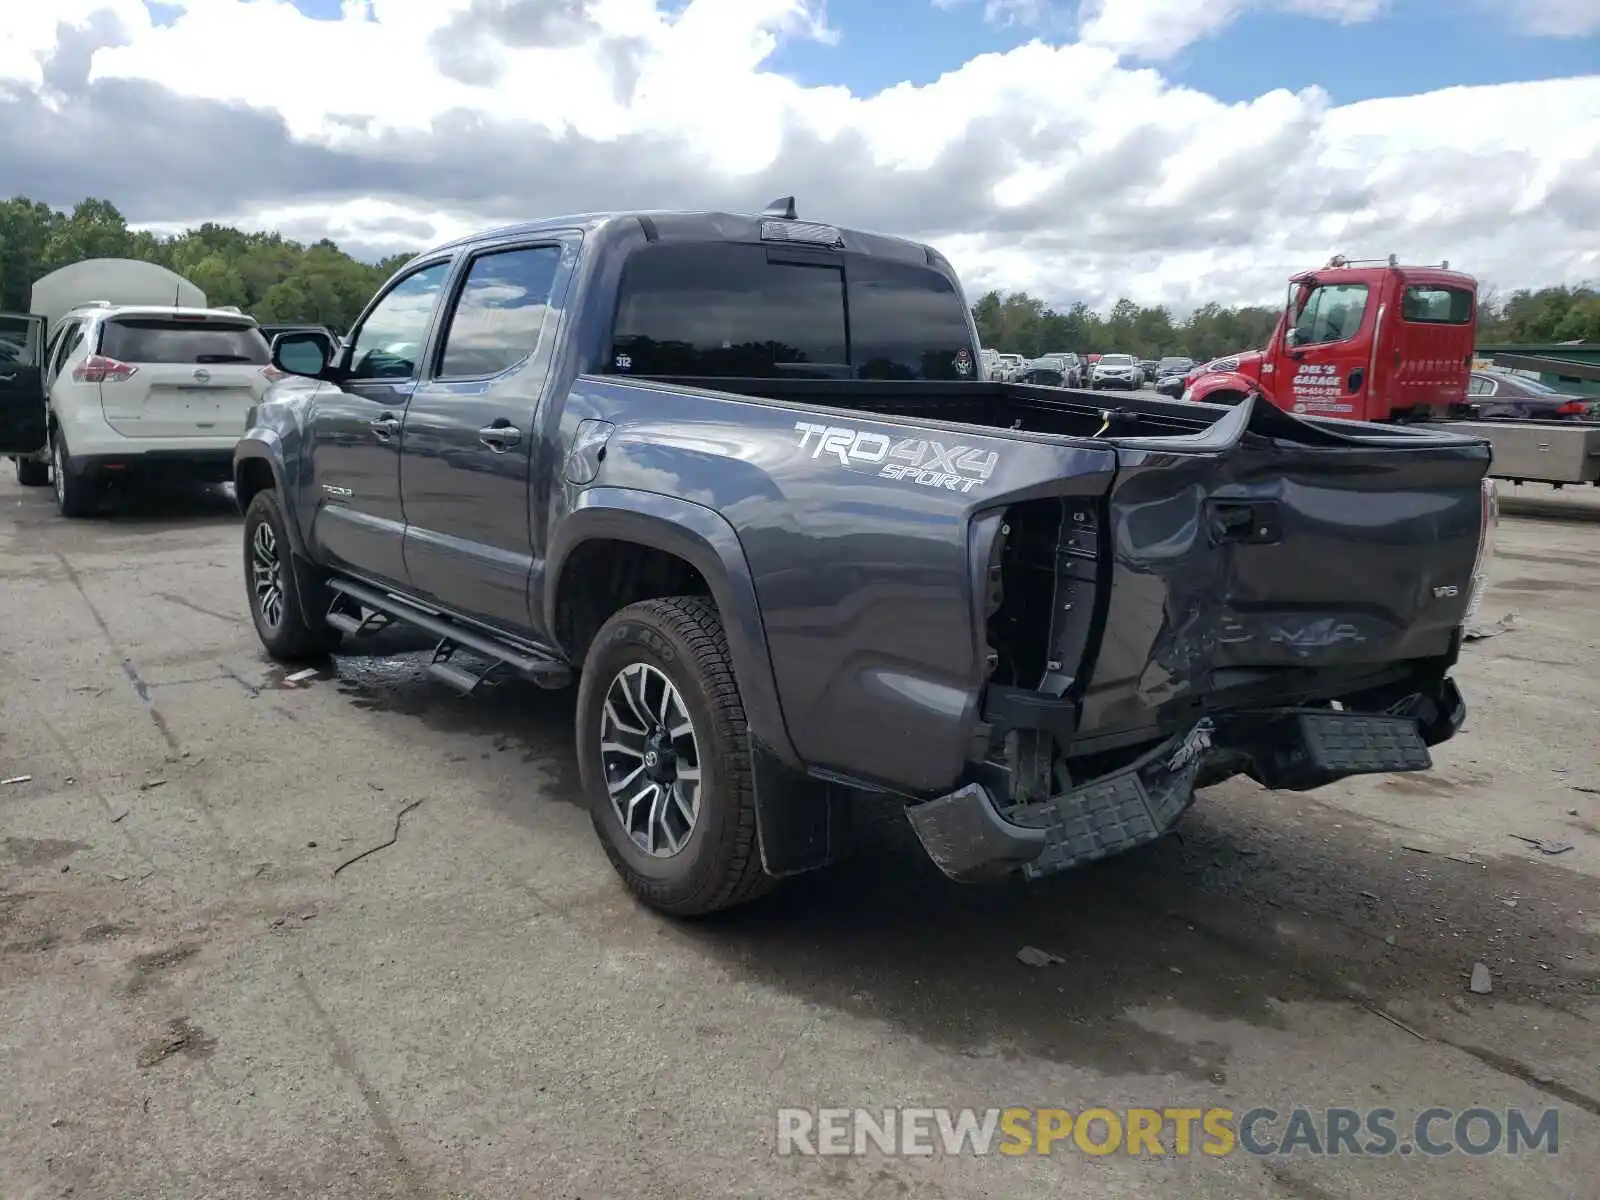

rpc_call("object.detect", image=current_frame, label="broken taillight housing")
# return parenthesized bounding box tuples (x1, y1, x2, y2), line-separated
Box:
(72, 355, 137, 383)
(1463, 476, 1498, 625)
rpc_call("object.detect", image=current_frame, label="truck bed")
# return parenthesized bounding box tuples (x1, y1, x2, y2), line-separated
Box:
(656, 375, 1484, 448)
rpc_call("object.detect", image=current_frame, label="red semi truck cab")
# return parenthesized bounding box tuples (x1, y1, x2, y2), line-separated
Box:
(1184, 257, 1478, 422)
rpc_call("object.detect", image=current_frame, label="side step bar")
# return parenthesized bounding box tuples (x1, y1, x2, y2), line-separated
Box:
(326, 577, 572, 695)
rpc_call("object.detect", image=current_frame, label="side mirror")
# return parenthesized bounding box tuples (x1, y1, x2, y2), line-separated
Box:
(271, 330, 337, 379)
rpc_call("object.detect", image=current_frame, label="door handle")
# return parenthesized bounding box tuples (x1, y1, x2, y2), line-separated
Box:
(369, 415, 400, 439)
(1347, 368, 1364, 392)
(478, 423, 522, 451)
(0, 372, 16, 382)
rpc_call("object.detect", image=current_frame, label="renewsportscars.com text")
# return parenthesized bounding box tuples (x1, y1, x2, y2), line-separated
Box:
(775, 1106, 1561, 1158)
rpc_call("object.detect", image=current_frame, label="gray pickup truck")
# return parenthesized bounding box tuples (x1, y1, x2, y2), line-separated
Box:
(235, 201, 1497, 916)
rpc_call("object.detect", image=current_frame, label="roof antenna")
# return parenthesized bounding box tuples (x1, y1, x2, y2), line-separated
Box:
(763, 195, 797, 220)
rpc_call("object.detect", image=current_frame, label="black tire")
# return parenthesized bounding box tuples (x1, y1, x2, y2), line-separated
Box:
(52, 429, 98, 517)
(243, 489, 342, 662)
(15, 455, 49, 487)
(577, 596, 773, 916)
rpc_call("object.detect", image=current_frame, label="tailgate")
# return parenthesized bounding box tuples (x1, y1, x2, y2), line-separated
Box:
(96, 315, 272, 439)
(1077, 397, 1491, 739)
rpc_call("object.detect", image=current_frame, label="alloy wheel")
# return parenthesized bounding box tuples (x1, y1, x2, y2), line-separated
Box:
(251, 520, 285, 630)
(598, 662, 702, 857)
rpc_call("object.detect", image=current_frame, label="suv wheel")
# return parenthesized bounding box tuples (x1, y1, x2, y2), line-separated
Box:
(243, 489, 342, 661)
(577, 597, 773, 916)
(52, 430, 97, 517)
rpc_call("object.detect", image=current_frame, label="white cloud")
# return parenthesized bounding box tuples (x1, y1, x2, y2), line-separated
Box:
(1502, 0, 1600, 37)
(1076, 0, 1387, 61)
(0, 0, 1596, 313)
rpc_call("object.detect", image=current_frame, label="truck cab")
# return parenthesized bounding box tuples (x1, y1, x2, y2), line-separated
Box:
(1185, 257, 1478, 422)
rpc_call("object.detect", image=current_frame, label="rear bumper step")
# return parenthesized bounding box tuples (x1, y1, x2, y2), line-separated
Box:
(907, 703, 1450, 884)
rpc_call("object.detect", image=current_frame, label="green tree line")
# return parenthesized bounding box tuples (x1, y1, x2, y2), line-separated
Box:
(4, 196, 1597, 349)
(1, 196, 411, 332)
(974, 281, 1600, 361)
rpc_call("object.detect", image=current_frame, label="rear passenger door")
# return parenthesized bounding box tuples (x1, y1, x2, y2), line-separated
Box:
(304, 259, 453, 585)
(400, 236, 577, 635)
(0, 312, 48, 456)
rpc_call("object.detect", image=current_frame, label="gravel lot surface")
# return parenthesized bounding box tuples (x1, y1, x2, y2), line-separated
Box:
(2, 474, 1596, 1199)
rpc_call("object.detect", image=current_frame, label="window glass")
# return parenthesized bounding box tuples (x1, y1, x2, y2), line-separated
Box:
(612, 244, 847, 378)
(847, 258, 975, 380)
(1468, 377, 1491, 396)
(437, 245, 564, 378)
(1292, 283, 1370, 346)
(1402, 285, 1473, 325)
(100, 319, 270, 364)
(349, 262, 451, 380)
(0, 314, 42, 366)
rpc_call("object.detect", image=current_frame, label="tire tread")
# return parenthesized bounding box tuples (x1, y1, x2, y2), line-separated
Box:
(586, 596, 774, 916)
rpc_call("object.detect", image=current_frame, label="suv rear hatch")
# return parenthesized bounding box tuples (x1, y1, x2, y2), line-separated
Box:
(91, 315, 275, 438)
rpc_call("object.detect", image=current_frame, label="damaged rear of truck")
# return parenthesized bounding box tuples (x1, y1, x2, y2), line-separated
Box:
(698, 380, 1495, 886)
(852, 390, 1496, 883)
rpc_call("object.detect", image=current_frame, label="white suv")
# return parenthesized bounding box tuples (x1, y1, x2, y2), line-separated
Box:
(4, 302, 283, 516)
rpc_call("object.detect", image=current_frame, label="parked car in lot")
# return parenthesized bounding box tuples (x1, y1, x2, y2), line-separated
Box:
(1154, 356, 1195, 397)
(0, 301, 283, 512)
(1090, 353, 1141, 390)
(259, 322, 341, 347)
(1042, 351, 1084, 387)
(234, 202, 1492, 918)
(1462, 370, 1593, 420)
(994, 353, 1025, 381)
(1137, 359, 1159, 383)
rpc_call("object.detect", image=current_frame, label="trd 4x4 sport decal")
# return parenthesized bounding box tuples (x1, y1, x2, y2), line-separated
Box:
(793, 421, 998, 494)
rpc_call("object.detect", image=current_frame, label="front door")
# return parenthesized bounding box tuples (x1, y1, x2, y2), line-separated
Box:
(400, 237, 576, 634)
(1282, 280, 1374, 419)
(0, 312, 48, 456)
(303, 259, 454, 585)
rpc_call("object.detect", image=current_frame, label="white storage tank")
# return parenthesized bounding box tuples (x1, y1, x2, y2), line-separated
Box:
(30, 258, 207, 334)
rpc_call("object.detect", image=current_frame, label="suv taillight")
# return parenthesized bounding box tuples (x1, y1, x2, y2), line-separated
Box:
(73, 355, 138, 383)
(1463, 477, 1498, 625)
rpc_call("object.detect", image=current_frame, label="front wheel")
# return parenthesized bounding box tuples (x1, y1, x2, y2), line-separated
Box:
(243, 489, 342, 662)
(576, 596, 773, 916)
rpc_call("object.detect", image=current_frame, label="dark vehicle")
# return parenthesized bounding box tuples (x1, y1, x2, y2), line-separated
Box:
(235, 202, 1494, 917)
(1137, 359, 1159, 381)
(1018, 366, 1068, 386)
(1463, 371, 1592, 421)
(1155, 356, 1195, 398)
(259, 323, 340, 345)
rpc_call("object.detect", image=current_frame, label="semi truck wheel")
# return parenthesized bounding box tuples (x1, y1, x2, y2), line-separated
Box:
(242, 489, 342, 662)
(577, 596, 773, 917)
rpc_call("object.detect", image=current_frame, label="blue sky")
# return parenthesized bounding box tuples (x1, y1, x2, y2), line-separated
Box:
(276, 0, 1598, 104)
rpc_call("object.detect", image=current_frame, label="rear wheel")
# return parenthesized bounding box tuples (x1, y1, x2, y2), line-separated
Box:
(577, 597, 773, 916)
(52, 430, 97, 517)
(243, 489, 342, 662)
(14, 454, 48, 487)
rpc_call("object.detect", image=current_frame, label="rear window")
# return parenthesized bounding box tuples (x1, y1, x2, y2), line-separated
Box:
(1100, 355, 1134, 366)
(608, 242, 975, 380)
(99, 318, 271, 365)
(1401, 286, 1473, 325)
